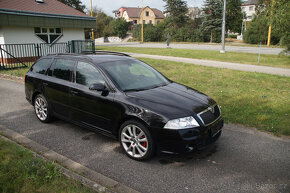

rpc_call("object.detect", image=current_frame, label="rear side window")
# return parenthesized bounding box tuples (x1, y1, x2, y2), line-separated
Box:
(32, 59, 52, 74)
(53, 59, 75, 81)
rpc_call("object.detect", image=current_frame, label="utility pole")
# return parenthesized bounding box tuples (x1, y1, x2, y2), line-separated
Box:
(220, 0, 226, 53)
(141, 0, 144, 43)
(267, 0, 275, 47)
(90, 0, 94, 41)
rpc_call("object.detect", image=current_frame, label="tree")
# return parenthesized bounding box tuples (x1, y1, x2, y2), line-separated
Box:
(201, 0, 223, 43)
(163, 0, 190, 30)
(95, 12, 114, 38)
(58, 0, 86, 13)
(111, 19, 130, 39)
(226, 0, 243, 33)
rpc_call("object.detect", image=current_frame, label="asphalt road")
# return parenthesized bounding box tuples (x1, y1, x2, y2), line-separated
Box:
(95, 42, 285, 55)
(0, 78, 289, 193)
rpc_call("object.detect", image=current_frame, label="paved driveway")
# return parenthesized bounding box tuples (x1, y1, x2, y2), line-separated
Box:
(0, 79, 289, 193)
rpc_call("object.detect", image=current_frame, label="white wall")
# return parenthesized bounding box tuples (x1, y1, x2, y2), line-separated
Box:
(1, 26, 85, 44)
(0, 28, 5, 44)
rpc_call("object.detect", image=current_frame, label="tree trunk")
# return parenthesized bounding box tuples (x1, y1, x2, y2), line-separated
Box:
(210, 30, 213, 43)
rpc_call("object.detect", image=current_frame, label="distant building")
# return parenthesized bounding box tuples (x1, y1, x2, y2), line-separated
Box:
(241, 0, 258, 21)
(116, 6, 165, 25)
(188, 7, 201, 20)
(0, 0, 95, 44)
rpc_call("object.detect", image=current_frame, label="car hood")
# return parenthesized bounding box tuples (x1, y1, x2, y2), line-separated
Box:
(125, 82, 216, 120)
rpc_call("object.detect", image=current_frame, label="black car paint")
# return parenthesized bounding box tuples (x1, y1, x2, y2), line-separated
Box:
(25, 54, 223, 153)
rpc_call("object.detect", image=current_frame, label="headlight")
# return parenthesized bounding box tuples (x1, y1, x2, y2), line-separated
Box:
(164, 116, 200, 129)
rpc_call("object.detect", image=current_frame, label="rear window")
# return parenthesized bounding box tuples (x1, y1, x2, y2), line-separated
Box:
(32, 59, 52, 74)
(53, 59, 75, 81)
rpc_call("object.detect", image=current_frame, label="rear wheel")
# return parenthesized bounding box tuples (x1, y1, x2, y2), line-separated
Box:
(119, 120, 154, 161)
(34, 94, 52, 123)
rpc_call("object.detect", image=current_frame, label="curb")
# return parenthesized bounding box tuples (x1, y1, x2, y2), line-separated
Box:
(0, 124, 140, 193)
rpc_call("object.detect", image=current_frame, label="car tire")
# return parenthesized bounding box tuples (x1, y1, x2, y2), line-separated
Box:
(34, 94, 52, 123)
(119, 120, 154, 161)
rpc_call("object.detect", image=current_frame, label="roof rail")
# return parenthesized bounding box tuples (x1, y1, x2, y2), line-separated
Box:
(46, 53, 80, 56)
(81, 50, 131, 57)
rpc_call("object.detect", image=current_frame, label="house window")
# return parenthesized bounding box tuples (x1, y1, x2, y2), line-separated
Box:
(157, 21, 160, 24)
(149, 20, 152, 24)
(146, 11, 149, 16)
(143, 20, 145, 24)
(133, 20, 137, 24)
(248, 16, 252, 20)
(34, 27, 63, 44)
(249, 6, 254, 11)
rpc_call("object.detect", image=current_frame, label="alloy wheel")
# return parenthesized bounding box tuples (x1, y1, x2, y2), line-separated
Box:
(34, 97, 48, 121)
(121, 124, 148, 158)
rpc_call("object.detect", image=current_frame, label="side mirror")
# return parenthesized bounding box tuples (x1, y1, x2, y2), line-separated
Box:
(89, 83, 105, 91)
(89, 83, 109, 96)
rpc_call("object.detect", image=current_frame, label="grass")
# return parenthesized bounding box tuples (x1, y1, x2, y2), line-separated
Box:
(138, 58, 290, 136)
(96, 46, 290, 69)
(0, 67, 29, 78)
(0, 137, 94, 193)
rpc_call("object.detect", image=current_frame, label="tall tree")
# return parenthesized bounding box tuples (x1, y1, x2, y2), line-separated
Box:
(226, 0, 243, 33)
(58, 0, 86, 13)
(201, 0, 223, 43)
(163, 0, 189, 30)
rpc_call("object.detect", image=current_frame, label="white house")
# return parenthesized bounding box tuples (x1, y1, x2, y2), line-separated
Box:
(241, 0, 258, 21)
(0, 0, 95, 45)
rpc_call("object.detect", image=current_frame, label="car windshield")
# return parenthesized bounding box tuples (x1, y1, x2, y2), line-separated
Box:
(100, 59, 170, 92)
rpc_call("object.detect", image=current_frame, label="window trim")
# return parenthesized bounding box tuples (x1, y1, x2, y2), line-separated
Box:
(34, 27, 63, 45)
(31, 58, 53, 75)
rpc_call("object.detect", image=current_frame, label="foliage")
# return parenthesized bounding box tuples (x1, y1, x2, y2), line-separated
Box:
(95, 12, 114, 38)
(111, 18, 130, 39)
(163, 0, 190, 30)
(201, 0, 223, 43)
(57, 0, 86, 13)
(226, 0, 243, 33)
(245, 0, 289, 50)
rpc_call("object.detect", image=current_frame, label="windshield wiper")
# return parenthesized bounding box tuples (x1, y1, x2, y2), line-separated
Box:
(123, 88, 148, 92)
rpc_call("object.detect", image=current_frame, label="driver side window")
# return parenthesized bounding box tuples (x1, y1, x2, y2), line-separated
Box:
(76, 61, 104, 87)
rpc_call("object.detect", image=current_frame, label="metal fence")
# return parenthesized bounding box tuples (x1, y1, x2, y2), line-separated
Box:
(0, 40, 94, 70)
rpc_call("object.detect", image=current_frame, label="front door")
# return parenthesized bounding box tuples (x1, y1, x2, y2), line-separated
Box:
(70, 61, 116, 133)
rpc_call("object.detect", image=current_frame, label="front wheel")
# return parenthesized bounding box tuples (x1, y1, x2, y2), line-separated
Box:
(119, 120, 154, 161)
(34, 94, 52, 123)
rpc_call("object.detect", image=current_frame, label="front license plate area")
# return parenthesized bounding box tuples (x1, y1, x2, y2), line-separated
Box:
(208, 120, 222, 137)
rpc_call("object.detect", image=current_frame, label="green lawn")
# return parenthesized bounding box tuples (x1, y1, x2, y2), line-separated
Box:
(138, 58, 290, 136)
(96, 46, 290, 69)
(0, 67, 29, 78)
(0, 137, 94, 193)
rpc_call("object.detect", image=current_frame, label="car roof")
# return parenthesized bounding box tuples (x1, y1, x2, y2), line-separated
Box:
(44, 52, 133, 64)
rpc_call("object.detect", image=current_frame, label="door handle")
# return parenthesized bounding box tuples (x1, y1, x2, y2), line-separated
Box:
(71, 90, 78, 95)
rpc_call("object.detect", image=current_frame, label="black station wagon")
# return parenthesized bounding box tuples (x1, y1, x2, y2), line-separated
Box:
(25, 52, 223, 160)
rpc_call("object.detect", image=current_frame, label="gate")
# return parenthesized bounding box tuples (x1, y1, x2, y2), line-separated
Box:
(0, 40, 94, 70)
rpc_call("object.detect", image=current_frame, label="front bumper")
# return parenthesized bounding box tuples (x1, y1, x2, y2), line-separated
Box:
(156, 117, 223, 154)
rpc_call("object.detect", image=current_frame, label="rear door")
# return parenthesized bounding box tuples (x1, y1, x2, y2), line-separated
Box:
(45, 58, 75, 119)
(70, 60, 117, 133)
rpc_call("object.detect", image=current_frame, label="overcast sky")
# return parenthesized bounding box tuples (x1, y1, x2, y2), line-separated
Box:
(82, 0, 205, 16)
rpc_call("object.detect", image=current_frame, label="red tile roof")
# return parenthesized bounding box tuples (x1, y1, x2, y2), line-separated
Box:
(0, 0, 88, 17)
(123, 7, 165, 19)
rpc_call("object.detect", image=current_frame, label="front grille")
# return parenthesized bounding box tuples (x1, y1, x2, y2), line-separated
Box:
(197, 104, 221, 126)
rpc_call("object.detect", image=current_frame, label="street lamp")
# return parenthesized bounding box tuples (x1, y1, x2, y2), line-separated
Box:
(220, 0, 226, 53)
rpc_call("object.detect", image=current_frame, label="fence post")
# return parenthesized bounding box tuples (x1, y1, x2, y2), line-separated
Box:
(35, 44, 40, 58)
(67, 41, 71, 53)
(71, 40, 75, 53)
(92, 40, 95, 53)
(0, 45, 5, 69)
